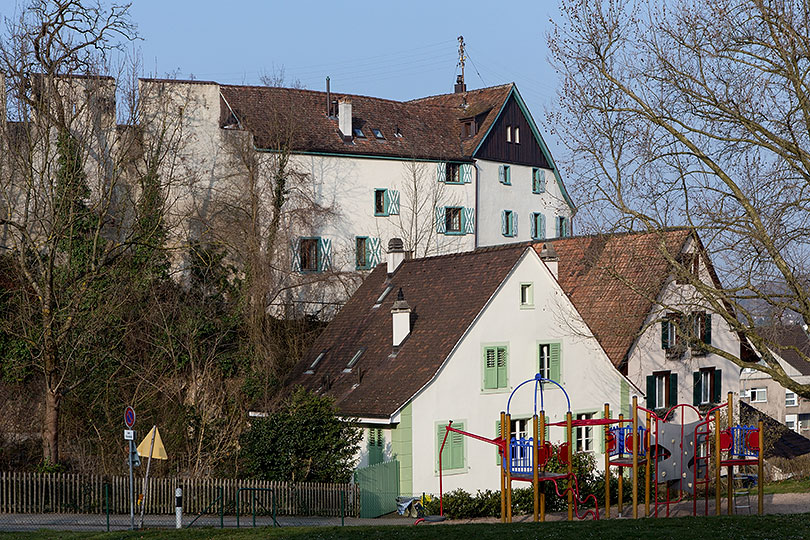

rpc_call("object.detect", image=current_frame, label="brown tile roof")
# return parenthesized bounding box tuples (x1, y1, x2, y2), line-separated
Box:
(759, 325, 810, 376)
(286, 243, 528, 418)
(217, 83, 514, 161)
(535, 229, 693, 371)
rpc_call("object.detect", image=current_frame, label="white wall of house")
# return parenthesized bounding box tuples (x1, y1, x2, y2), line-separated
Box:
(476, 159, 572, 247)
(399, 248, 631, 496)
(742, 359, 810, 436)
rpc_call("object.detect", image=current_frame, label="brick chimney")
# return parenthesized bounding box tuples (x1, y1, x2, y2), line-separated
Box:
(387, 238, 407, 275)
(454, 74, 466, 94)
(391, 288, 412, 348)
(539, 242, 558, 279)
(338, 97, 352, 142)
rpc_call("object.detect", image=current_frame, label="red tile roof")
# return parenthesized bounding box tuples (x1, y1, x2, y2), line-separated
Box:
(536, 229, 692, 371)
(286, 243, 528, 418)
(218, 84, 514, 161)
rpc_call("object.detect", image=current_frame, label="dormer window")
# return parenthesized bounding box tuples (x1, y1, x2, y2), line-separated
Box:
(372, 128, 384, 140)
(461, 119, 476, 138)
(304, 352, 326, 374)
(395, 126, 402, 138)
(344, 348, 365, 372)
(353, 128, 366, 138)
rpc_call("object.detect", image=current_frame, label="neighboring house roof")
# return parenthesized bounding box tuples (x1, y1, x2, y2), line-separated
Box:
(758, 325, 810, 376)
(217, 83, 518, 162)
(286, 243, 528, 419)
(536, 229, 693, 371)
(740, 401, 810, 459)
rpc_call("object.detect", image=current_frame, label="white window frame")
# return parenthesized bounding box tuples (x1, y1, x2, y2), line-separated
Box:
(750, 387, 767, 403)
(538, 344, 550, 380)
(786, 414, 798, 432)
(514, 126, 520, 144)
(700, 369, 712, 405)
(575, 412, 594, 452)
(506, 125, 512, 143)
(520, 282, 534, 308)
(786, 391, 798, 407)
(655, 373, 668, 409)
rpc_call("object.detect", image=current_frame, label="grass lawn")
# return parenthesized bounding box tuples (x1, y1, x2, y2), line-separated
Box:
(2, 514, 810, 540)
(762, 477, 810, 494)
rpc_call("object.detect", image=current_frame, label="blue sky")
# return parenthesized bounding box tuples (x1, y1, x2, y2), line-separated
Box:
(1, 0, 565, 151)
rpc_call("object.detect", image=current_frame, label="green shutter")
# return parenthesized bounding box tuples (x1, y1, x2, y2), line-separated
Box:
(496, 347, 507, 388)
(713, 369, 722, 403)
(661, 320, 670, 349)
(436, 424, 450, 470)
(549, 343, 561, 382)
(495, 420, 502, 465)
(668, 373, 678, 407)
(451, 422, 465, 469)
(704, 314, 712, 345)
(621, 380, 630, 417)
(693, 371, 701, 406)
(484, 348, 497, 389)
(646, 375, 656, 409)
(437, 162, 447, 183)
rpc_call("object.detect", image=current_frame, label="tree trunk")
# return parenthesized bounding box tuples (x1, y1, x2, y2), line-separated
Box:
(42, 385, 60, 464)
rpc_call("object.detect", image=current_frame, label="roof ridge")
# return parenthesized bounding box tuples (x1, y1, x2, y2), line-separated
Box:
(407, 83, 514, 103)
(549, 227, 692, 242)
(396, 241, 529, 267)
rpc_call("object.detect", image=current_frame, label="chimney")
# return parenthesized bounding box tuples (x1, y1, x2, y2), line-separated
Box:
(539, 242, 559, 279)
(454, 74, 467, 94)
(325, 76, 331, 117)
(338, 97, 352, 141)
(391, 288, 412, 348)
(387, 238, 406, 275)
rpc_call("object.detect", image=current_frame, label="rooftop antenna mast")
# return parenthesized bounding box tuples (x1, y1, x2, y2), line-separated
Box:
(455, 35, 467, 93)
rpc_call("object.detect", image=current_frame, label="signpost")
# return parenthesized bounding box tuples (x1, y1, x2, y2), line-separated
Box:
(124, 406, 137, 530)
(137, 426, 168, 529)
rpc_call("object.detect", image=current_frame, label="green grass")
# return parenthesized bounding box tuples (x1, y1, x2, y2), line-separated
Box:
(762, 477, 810, 494)
(3, 514, 810, 540)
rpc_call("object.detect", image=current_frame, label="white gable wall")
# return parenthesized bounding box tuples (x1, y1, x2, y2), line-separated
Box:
(405, 249, 630, 496)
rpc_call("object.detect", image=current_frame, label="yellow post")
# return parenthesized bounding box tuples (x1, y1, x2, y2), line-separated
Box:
(727, 392, 733, 516)
(533, 414, 539, 522)
(714, 411, 721, 516)
(757, 420, 764, 515)
(500, 411, 506, 522)
(632, 396, 639, 519)
(566, 411, 573, 521)
(604, 403, 611, 519)
(540, 412, 546, 521)
(618, 413, 624, 516)
(505, 412, 512, 523)
(645, 411, 651, 517)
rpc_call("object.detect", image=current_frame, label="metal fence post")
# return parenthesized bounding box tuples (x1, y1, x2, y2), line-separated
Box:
(219, 486, 224, 529)
(272, 490, 277, 527)
(105, 483, 110, 532)
(341, 489, 345, 526)
(252, 490, 256, 528)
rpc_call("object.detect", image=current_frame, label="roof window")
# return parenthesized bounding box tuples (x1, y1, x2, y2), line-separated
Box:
(394, 126, 402, 138)
(353, 128, 366, 138)
(344, 348, 365, 372)
(373, 285, 393, 308)
(372, 128, 384, 140)
(304, 351, 325, 374)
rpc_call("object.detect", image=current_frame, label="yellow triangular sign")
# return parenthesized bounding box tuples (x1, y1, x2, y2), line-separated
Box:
(137, 426, 168, 460)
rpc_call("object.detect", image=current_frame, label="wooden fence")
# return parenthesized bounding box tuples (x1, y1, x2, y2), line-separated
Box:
(0, 472, 359, 517)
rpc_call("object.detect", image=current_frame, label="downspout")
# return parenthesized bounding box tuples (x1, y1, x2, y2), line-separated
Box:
(474, 161, 480, 249)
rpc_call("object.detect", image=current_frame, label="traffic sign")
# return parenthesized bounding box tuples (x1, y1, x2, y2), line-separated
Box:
(124, 429, 134, 441)
(125, 406, 136, 428)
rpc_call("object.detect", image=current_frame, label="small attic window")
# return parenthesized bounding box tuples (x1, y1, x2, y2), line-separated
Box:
(353, 128, 366, 138)
(372, 128, 384, 140)
(344, 348, 365, 372)
(304, 352, 326, 375)
(394, 126, 402, 138)
(373, 285, 394, 308)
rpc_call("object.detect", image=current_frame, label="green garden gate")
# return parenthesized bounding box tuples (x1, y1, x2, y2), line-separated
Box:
(354, 459, 400, 518)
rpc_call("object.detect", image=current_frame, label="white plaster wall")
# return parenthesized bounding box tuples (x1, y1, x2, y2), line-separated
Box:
(476, 159, 571, 247)
(405, 249, 630, 496)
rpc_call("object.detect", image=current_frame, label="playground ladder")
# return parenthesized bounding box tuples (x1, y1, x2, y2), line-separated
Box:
(692, 421, 713, 516)
(732, 475, 752, 515)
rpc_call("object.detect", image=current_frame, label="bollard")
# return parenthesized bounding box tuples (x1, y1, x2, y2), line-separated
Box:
(175, 487, 183, 529)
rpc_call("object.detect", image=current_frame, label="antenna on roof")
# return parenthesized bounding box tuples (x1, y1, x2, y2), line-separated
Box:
(455, 36, 467, 94)
(326, 76, 331, 117)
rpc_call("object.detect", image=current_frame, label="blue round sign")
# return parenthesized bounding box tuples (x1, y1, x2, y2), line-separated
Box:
(124, 406, 135, 428)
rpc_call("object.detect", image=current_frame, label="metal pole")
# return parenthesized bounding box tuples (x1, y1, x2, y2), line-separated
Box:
(727, 392, 733, 516)
(532, 414, 539, 522)
(540, 412, 546, 522)
(566, 411, 573, 522)
(632, 396, 639, 519)
(604, 403, 610, 519)
(175, 487, 182, 529)
(105, 483, 110, 532)
(129, 439, 135, 530)
(505, 413, 512, 523)
(715, 411, 721, 515)
(618, 413, 624, 516)
(645, 411, 651, 517)
(219, 486, 224, 528)
(757, 420, 764, 515)
(138, 426, 157, 529)
(340, 489, 344, 526)
(499, 411, 506, 522)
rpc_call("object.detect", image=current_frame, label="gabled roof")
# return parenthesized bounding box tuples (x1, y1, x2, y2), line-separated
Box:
(536, 229, 693, 370)
(286, 243, 528, 418)
(741, 401, 810, 458)
(759, 325, 810, 376)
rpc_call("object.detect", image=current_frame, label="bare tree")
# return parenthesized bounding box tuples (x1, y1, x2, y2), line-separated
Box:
(550, 0, 810, 396)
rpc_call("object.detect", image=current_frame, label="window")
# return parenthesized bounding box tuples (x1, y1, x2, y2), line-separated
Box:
(510, 418, 530, 461)
(372, 128, 384, 140)
(693, 367, 720, 406)
(647, 371, 677, 410)
(532, 168, 545, 193)
(446, 163, 461, 184)
(373, 188, 400, 216)
(498, 164, 511, 184)
(304, 352, 326, 374)
(576, 413, 594, 452)
(555, 216, 570, 238)
(520, 283, 534, 308)
(300, 238, 319, 272)
(661, 314, 684, 356)
(343, 348, 365, 373)
(750, 387, 767, 403)
(395, 126, 402, 137)
(502, 210, 516, 237)
(462, 120, 476, 138)
(353, 127, 365, 138)
(514, 126, 520, 144)
(690, 312, 712, 352)
(506, 125, 512, 143)
(483, 345, 508, 390)
(799, 414, 810, 431)
(445, 207, 462, 233)
(786, 414, 797, 432)
(538, 343, 561, 381)
(436, 421, 465, 472)
(786, 391, 798, 407)
(368, 428, 384, 465)
(356, 237, 369, 270)
(530, 212, 545, 240)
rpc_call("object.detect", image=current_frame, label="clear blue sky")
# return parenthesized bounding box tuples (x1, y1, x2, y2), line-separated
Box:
(1, 0, 565, 151)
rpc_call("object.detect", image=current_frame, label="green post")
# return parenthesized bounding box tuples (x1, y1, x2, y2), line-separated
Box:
(105, 483, 110, 532)
(272, 490, 277, 527)
(341, 489, 345, 526)
(252, 490, 256, 528)
(219, 487, 224, 529)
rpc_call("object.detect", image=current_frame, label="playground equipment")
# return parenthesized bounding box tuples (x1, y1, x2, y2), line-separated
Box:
(436, 375, 764, 523)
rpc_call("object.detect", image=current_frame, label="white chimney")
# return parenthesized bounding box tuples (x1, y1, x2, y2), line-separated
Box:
(387, 238, 407, 275)
(391, 288, 412, 348)
(539, 242, 558, 279)
(338, 97, 352, 141)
